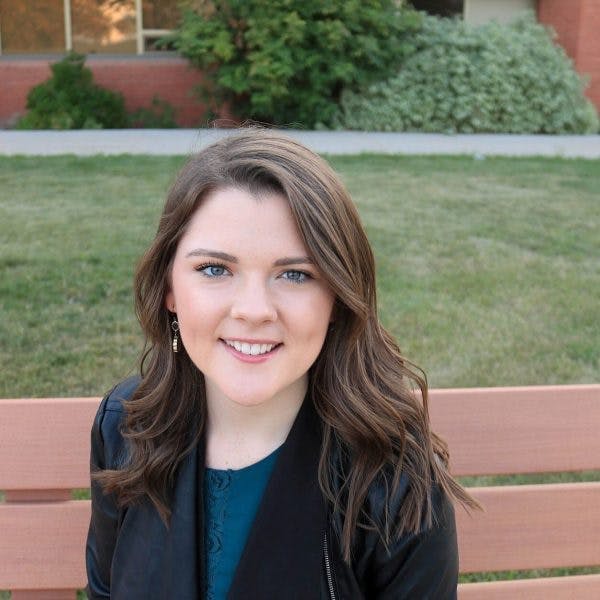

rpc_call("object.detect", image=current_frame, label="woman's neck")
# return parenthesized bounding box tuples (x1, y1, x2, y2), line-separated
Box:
(204, 378, 306, 470)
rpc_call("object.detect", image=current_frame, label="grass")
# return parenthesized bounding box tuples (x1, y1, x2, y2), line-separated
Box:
(458, 470, 600, 487)
(459, 566, 600, 584)
(333, 154, 599, 389)
(1, 153, 598, 398)
(1, 155, 184, 397)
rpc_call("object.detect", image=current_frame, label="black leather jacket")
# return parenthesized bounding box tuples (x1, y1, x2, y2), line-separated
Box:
(86, 377, 458, 599)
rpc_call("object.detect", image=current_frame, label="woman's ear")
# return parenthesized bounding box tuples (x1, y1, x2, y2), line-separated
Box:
(165, 290, 176, 313)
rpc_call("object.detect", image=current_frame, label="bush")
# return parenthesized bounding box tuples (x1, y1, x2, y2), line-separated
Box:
(336, 13, 599, 134)
(128, 96, 178, 128)
(17, 52, 128, 129)
(168, 1, 421, 128)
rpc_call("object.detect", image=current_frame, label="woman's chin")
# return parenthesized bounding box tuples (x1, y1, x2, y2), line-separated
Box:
(218, 387, 278, 409)
(204, 375, 308, 413)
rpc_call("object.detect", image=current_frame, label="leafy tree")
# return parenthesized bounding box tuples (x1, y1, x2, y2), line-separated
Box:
(168, 0, 421, 127)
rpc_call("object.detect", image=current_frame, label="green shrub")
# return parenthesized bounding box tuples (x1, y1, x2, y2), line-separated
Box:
(128, 96, 178, 128)
(167, 1, 421, 128)
(336, 13, 599, 134)
(17, 52, 128, 130)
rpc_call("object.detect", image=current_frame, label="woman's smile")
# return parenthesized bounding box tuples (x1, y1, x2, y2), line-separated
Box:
(220, 338, 283, 363)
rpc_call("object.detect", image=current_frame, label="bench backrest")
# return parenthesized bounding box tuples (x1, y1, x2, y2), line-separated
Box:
(1, 384, 599, 599)
(430, 384, 600, 598)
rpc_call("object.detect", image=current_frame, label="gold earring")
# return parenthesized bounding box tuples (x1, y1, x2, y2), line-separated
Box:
(171, 318, 179, 353)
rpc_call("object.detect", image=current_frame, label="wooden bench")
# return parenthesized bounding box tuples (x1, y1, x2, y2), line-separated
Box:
(1, 384, 599, 599)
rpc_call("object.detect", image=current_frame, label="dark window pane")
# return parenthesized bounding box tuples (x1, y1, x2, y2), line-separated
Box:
(410, 0, 464, 18)
(0, 0, 65, 54)
(71, 0, 136, 54)
(142, 0, 181, 30)
(143, 35, 176, 52)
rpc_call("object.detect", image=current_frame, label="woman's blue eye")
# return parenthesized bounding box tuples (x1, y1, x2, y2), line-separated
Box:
(197, 264, 228, 277)
(282, 270, 310, 283)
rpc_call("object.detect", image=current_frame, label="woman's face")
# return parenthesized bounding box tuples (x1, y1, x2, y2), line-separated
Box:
(165, 186, 335, 410)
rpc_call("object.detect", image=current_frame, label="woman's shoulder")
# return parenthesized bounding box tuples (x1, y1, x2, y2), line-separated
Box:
(365, 463, 455, 538)
(95, 375, 140, 426)
(91, 375, 141, 468)
(102, 375, 141, 412)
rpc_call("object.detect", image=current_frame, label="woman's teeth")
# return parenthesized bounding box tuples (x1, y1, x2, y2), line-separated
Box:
(225, 340, 277, 355)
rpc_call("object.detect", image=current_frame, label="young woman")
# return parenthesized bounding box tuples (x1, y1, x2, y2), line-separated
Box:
(86, 130, 477, 599)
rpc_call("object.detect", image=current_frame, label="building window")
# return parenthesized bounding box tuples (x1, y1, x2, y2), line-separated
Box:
(71, 0, 137, 54)
(0, 0, 182, 55)
(0, 0, 66, 54)
(143, 0, 181, 29)
(140, 0, 181, 52)
(410, 0, 464, 18)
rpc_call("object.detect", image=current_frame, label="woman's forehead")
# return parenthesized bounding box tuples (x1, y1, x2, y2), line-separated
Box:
(177, 187, 310, 259)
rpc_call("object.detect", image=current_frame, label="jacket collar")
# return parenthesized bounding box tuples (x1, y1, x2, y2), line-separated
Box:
(196, 397, 328, 600)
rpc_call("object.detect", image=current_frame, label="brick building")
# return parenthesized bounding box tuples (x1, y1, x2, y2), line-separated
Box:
(537, 0, 600, 115)
(1, 0, 599, 128)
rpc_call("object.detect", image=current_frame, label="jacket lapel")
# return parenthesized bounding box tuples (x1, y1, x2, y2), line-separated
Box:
(227, 398, 327, 600)
(110, 443, 202, 599)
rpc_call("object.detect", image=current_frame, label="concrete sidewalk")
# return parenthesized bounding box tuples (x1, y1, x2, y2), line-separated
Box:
(1, 129, 600, 158)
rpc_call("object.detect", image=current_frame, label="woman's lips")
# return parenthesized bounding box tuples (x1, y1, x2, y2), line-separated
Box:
(220, 339, 282, 363)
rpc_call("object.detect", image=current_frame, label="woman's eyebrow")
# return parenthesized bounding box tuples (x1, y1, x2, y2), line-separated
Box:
(185, 248, 238, 262)
(273, 256, 314, 266)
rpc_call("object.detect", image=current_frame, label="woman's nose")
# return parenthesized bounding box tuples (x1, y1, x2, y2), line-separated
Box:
(229, 277, 278, 323)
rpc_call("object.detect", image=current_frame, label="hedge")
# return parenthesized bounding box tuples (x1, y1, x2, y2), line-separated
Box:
(335, 14, 599, 134)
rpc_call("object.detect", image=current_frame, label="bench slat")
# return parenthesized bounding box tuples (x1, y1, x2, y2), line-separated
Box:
(3, 483, 598, 588)
(0, 398, 100, 490)
(429, 385, 600, 476)
(0, 501, 90, 588)
(457, 482, 600, 572)
(458, 574, 600, 599)
(2, 385, 598, 490)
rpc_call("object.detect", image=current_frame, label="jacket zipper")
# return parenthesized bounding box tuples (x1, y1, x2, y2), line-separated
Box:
(323, 531, 336, 600)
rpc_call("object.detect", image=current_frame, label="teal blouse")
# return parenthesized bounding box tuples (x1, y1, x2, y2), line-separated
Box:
(203, 447, 281, 600)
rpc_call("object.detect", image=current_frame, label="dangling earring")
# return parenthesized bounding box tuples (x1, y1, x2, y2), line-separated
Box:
(171, 318, 180, 353)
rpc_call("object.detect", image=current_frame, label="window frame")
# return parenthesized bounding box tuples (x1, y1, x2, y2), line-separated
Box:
(0, 0, 175, 56)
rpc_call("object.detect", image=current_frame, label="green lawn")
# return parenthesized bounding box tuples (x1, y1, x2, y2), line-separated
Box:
(1, 154, 597, 398)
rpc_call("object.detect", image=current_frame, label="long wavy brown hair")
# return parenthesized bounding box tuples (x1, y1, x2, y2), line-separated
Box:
(94, 129, 478, 561)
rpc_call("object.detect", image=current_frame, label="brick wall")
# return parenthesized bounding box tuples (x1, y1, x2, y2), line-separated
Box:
(538, 0, 600, 111)
(0, 56, 215, 128)
(577, 1, 600, 110)
(0, 59, 51, 127)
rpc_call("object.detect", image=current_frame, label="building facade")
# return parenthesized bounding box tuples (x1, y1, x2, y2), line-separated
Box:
(1, 0, 598, 127)
(0, 0, 207, 126)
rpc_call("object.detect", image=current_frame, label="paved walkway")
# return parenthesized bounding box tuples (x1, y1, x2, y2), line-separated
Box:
(1, 129, 600, 158)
